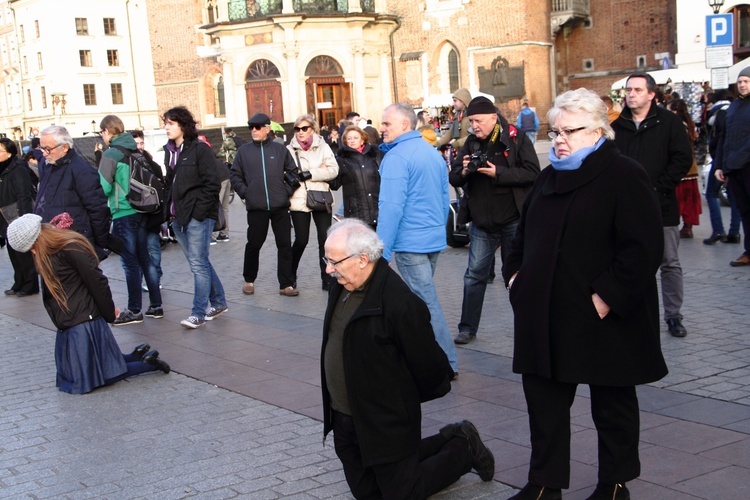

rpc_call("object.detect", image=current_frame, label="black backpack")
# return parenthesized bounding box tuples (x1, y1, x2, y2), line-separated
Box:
(111, 145, 165, 214)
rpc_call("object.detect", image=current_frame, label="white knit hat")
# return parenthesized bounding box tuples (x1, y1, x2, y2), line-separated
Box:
(7, 213, 42, 253)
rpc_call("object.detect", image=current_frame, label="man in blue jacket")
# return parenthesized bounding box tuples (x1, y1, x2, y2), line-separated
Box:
(377, 102, 459, 377)
(714, 67, 750, 267)
(35, 126, 111, 261)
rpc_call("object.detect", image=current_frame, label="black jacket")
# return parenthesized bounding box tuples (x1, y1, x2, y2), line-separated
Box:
(503, 140, 667, 386)
(0, 157, 34, 234)
(34, 149, 111, 255)
(321, 258, 453, 466)
(612, 101, 693, 226)
(229, 138, 297, 211)
(331, 144, 380, 227)
(716, 96, 750, 174)
(42, 242, 116, 331)
(449, 114, 540, 232)
(163, 138, 221, 226)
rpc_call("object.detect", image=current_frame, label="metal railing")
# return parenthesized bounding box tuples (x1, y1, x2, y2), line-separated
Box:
(227, 0, 374, 21)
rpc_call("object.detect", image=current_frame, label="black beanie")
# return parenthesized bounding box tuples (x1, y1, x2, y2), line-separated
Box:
(466, 96, 497, 116)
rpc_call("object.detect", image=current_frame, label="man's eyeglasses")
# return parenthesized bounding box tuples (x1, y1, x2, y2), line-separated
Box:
(322, 254, 357, 267)
(293, 125, 312, 133)
(250, 125, 268, 131)
(41, 143, 64, 154)
(548, 127, 587, 141)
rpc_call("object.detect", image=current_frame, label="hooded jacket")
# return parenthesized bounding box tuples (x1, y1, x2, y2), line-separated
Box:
(229, 136, 297, 212)
(435, 88, 472, 149)
(98, 133, 138, 220)
(612, 100, 693, 226)
(331, 143, 380, 227)
(286, 133, 338, 212)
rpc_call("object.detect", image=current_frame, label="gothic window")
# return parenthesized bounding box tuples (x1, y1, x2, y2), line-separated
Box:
(304, 55, 343, 77)
(245, 59, 280, 81)
(215, 76, 226, 117)
(448, 49, 459, 91)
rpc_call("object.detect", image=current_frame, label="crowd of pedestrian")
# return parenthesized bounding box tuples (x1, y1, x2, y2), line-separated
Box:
(3, 68, 748, 499)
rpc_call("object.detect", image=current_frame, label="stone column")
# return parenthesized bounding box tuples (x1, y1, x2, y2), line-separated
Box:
(352, 44, 366, 114)
(218, 55, 240, 124)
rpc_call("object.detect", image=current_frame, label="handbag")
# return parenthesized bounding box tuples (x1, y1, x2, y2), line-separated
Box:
(0, 202, 20, 224)
(305, 187, 333, 213)
(214, 201, 226, 232)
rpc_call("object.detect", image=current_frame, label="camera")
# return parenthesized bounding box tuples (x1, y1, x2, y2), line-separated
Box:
(297, 169, 312, 182)
(467, 152, 488, 173)
(284, 170, 301, 190)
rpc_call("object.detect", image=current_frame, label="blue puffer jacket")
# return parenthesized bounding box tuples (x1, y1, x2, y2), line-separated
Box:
(377, 131, 449, 262)
(34, 149, 111, 254)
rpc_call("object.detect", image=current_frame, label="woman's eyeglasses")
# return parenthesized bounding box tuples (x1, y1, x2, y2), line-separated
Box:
(293, 125, 312, 133)
(548, 127, 587, 140)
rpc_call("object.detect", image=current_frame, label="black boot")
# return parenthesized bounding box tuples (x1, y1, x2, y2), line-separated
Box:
(142, 350, 170, 374)
(130, 343, 151, 358)
(439, 420, 495, 481)
(585, 482, 630, 500)
(508, 482, 562, 500)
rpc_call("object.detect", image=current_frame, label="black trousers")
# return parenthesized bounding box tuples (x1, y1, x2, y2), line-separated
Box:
(7, 245, 38, 293)
(727, 167, 750, 255)
(522, 374, 641, 489)
(290, 210, 331, 282)
(332, 411, 472, 500)
(243, 209, 294, 287)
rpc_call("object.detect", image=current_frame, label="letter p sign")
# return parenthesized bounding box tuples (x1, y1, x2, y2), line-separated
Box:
(706, 14, 733, 47)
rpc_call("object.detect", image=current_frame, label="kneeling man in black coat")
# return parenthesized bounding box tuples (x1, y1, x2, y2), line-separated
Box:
(321, 218, 495, 499)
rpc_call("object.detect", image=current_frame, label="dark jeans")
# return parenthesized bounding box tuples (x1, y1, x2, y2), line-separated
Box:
(7, 244, 38, 293)
(291, 210, 332, 282)
(244, 209, 294, 287)
(706, 165, 741, 236)
(727, 168, 750, 255)
(112, 214, 161, 311)
(458, 222, 518, 335)
(332, 411, 472, 499)
(522, 374, 641, 489)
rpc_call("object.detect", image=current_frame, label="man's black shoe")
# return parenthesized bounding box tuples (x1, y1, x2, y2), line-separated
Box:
(703, 233, 726, 245)
(4, 289, 16, 295)
(131, 343, 151, 358)
(17, 290, 38, 297)
(725, 234, 741, 244)
(585, 482, 630, 500)
(508, 482, 562, 500)
(442, 420, 495, 481)
(666, 318, 687, 337)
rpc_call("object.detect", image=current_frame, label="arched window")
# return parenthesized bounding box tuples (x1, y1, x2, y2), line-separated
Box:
(215, 76, 225, 117)
(448, 49, 459, 92)
(246, 59, 281, 81)
(305, 55, 344, 77)
(206, 0, 218, 23)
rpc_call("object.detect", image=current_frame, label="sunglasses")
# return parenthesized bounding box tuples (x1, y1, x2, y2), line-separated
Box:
(250, 125, 268, 130)
(293, 125, 312, 133)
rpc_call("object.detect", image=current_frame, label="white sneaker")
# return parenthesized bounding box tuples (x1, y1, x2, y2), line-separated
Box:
(180, 316, 205, 329)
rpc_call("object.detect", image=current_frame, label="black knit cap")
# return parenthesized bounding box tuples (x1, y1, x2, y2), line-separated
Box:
(248, 113, 271, 127)
(466, 96, 497, 116)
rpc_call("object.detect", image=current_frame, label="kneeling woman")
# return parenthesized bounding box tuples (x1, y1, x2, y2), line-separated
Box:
(7, 214, 170, 395)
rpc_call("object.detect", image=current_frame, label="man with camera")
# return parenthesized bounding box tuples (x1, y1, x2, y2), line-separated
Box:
(450, 96, 540, 345)
(229, 113, 300, 297)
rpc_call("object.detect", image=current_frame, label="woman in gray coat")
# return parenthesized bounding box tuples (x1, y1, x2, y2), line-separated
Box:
(503, 89, 667, 500)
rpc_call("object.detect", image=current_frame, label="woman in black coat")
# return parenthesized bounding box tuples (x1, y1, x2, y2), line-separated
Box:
(0, 138, 38, 296)
(331, 126, 380, 228)
(503, 89, 667, 500)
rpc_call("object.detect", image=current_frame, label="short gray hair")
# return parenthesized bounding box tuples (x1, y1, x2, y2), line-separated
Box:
(40, 125, 75, 147)
(327, 218, 384, 261)
(547, 88, 614, 140)
(386, 103, 418, 131)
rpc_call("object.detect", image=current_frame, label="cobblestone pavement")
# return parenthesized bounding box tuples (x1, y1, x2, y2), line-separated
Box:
(2, 141, 749, 499)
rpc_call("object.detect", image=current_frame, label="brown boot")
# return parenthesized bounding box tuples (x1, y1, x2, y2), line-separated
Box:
(680, 224, 693, 238)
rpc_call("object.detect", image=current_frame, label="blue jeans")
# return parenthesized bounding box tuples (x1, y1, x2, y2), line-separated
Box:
(146, 230, 163, 281)
(172, 218, 226, 318)
(394, 252, 458, 372)
(112, 214, 161, 311)
(459, 222, 518, 335)
(706, 167, 741, 236)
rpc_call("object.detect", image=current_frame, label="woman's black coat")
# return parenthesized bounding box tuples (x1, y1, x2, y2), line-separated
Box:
(503, 140, 668, 386)
(331, 144, 380, 227)
(0, 157, 34, 234)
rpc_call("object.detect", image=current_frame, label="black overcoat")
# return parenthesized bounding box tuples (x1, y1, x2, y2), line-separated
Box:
(502, 140, 668, 386)
(321, 258, 453, 466)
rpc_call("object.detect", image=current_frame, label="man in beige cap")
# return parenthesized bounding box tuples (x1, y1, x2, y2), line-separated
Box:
(435, 88, 472, 150)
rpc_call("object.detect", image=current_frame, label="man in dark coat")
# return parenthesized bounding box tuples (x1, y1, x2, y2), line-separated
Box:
(714, 67, 750, 267)
(450, 96, 540, 345)
(229, 113, 299, 296)
(35, 126, 111, 261)
(612, 72, 693, 338)
(321, 219, 495, 499)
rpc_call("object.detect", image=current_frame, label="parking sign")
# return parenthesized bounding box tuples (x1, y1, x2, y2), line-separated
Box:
(706, 14, 734, 47)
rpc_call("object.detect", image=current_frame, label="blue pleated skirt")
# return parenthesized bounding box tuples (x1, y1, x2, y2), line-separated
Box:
(54, 317, 127, 394)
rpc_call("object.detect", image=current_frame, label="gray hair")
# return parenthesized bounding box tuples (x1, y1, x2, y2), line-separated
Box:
(327, 218, 384, 261)
(547, 88, 614, 140)
(386, 103, 418, 131)
(40, 125, 75, 147)
(294, 113, 320, 134)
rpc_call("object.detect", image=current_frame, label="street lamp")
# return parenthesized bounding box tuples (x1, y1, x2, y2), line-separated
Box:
(708, 0, 725, 14)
